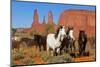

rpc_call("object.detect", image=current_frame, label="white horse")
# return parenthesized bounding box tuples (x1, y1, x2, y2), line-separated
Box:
(46, 26, 66, 56)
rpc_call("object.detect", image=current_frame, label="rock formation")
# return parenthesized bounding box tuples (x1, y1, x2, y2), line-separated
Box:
(58, 10, 95, 37)
(16, 9, 95, 37)
(32, 9, 39, 26)
(48, 11, 54, 25)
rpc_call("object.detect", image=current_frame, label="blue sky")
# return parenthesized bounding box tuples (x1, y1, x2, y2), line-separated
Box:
(12, 0, 96, 28)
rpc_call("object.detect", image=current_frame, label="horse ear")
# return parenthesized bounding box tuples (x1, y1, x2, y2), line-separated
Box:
(60, 26, 63, 29)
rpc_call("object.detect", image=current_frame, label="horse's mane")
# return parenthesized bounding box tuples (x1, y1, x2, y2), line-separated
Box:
(55, 26, 62, 39)
(66, 27, 72, 35)
(66, 28, 70, 35)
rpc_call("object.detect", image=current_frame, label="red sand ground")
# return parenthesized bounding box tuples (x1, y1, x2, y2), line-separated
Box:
(74, 56, 95, 62)
(13, 45, 95, 65)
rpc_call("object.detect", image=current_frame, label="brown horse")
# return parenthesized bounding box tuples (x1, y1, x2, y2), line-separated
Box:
(78, 30, 87, 56)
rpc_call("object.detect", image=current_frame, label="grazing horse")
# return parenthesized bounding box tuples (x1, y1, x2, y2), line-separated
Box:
(20, 35, 46, 51)
(60, 27, 75, 54)
(78, 30, 87, 56)
(46, 26, 66, 56)
(12, 36, 21, 49)
(34, 35, 46, 51)
(20, 38, 35, 47)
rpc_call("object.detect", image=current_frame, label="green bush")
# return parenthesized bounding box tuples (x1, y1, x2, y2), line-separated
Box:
(12, 49, 24, 60)
(20, 57, 34, 65)
(40, 51, 50, 62)
(63, 53, 74, 62)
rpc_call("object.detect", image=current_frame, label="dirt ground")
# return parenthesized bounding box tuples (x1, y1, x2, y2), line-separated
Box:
(12, 42, 96, 66)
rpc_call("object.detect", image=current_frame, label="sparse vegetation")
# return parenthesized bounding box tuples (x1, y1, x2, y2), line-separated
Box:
(40, 51, 51, 62)
(12, 43, 37, 65)
(46, 24, 55, 34)
(12, 36, 96, 65)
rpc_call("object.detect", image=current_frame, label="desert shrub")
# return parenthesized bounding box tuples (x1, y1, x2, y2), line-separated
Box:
(47, 54, 74, 63)
(12, 45, 36, 59)
(12, 47, 36, 65)
(12, 49, 24, 60)
(27, 47, 36, 58)
(40, 51, 51, 62)
(47, 56, 65, 63)
(40, 50, 74, 63)
(62, 53, 74, 62)
(40, 52, 73, 63)
(20, 57, 35, 65)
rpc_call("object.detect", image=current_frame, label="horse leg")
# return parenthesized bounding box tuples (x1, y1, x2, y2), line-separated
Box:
(67, 42, 70, 52)
(64, 44, 67, 53)
(39, 44, 41, 51)
(72, 41, 77, 57)
(70, 43, 73, 53)
(83, 42, 86, 56)
(43, 44, 46, 51)
(60, 45, 64, 55)
(79, 44, 82, 56)
(80, 46, 83, 56)
(53, 48, 57, 56)
(46, 44, 49, 55)
(73, 41, 76, 52)
(60, 48, 63, 55)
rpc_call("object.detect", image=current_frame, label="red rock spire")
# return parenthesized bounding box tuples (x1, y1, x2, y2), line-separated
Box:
(42, 16, 46, 24)
(48, 11, 53, 25)
(32, 9, 39, 27)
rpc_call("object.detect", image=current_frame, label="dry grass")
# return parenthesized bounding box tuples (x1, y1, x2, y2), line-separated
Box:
(12, 44, 37, 65)
(12, 36, 96, 66)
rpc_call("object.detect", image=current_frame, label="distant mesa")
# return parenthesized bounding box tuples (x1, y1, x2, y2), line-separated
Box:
(16, 9, 96, 37)
(58, 10, 95, 37)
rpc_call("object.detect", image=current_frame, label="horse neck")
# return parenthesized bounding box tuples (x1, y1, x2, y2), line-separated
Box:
(80, 33, 86, 40)
(69, 30, 74, 39)
(56, 32, 61, 42)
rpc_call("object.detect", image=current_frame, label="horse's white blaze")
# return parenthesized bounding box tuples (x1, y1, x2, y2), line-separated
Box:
(12, 36, 21, 41)
(69, 30, 75, 40)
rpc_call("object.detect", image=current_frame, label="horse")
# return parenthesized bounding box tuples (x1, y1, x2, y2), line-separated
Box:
(78, 30, 87, 56)
(20, 38, 35, 47)
(60, 27, 75, 54)
(20, 35, 46, 51)
(67, 27, 75, 53)
(34, 34, 46, 51)
(12, 36, 22, 49)
(46, 26, 66, 56)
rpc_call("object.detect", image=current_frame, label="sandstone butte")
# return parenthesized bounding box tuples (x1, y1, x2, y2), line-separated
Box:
(16, 9, 96, 38)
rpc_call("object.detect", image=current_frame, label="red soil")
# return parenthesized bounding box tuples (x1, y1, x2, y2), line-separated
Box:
(34, 55, 45, 64)
(74, 56, 95, 62)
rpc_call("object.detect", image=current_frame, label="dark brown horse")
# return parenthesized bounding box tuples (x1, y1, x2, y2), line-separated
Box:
(12, 36, 22, 49)
(78, 30, 87, 56)
(34, 34, 46, 51)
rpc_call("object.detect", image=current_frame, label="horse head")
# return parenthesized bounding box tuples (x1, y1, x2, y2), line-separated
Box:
(66, 26, 74, 40)
(79, 30, 86, 42)
(59, 26, 67, 41)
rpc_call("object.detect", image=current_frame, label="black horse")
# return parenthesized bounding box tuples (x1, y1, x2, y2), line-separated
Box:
(20, 35, 46, 51)
(34, 34, 46, 51)
(78, 30, 87, 56)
